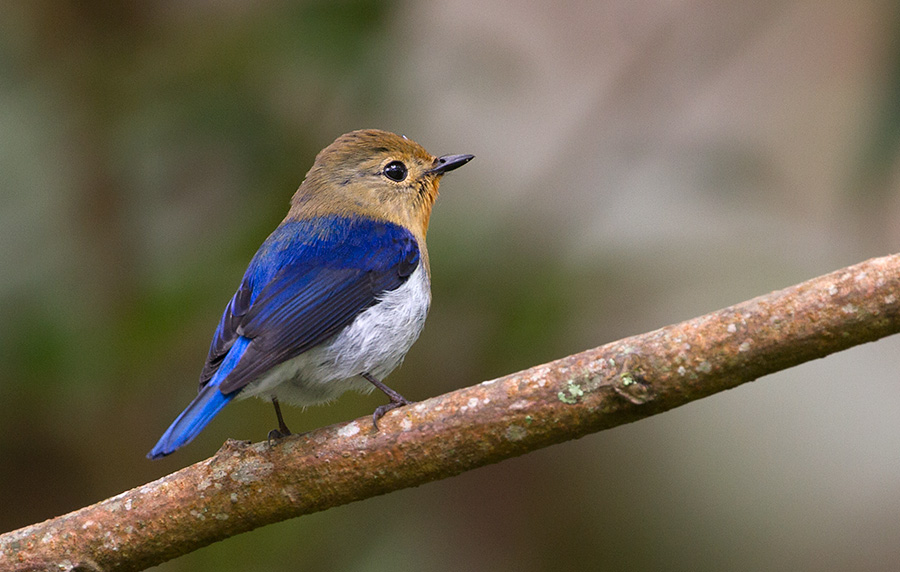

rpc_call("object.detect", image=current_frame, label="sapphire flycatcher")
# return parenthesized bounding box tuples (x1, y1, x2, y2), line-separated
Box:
(148, 129, 472, 459)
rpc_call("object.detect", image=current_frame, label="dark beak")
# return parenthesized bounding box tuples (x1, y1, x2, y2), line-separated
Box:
(429, 154, 474, 176)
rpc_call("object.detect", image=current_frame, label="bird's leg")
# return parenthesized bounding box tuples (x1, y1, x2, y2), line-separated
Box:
(363, 372, 412, 428)
(267, 397, 292, 445)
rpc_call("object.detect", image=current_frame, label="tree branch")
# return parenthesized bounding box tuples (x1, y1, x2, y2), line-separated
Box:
(4, 254, 900, 571)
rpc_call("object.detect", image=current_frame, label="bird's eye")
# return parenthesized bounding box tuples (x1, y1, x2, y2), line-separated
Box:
(383, 161, 408, 182)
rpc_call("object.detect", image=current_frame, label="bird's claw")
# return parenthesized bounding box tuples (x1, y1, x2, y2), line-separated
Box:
(267, 428, 291, 447)
(371, 396, 411, 429)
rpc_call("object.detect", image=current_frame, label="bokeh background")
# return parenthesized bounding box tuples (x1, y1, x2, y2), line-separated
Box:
(3, 1, 900, 570)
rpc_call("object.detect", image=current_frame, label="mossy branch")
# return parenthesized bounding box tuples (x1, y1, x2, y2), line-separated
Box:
(3, 254, 900, 571)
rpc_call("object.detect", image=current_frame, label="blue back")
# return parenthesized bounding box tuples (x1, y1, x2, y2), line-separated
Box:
(201, 215, 420, 395)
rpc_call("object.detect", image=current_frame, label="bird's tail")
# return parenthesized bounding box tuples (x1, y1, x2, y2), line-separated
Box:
(147, 337, 250, 459)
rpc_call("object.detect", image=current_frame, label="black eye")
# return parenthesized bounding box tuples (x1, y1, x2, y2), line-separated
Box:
(383, 160, 408, 182)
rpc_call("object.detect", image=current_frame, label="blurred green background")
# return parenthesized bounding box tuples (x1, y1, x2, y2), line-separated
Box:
(3, 1, 900, 570)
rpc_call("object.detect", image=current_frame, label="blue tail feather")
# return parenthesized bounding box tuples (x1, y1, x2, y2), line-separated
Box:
(147, 337, 251, 459)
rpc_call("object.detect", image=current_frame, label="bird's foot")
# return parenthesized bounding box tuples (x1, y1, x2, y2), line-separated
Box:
(267, 427, 292, 448)
(362, 372, 413, 429)
(372, 396, 412, 429)
(267, 397, 293, 447)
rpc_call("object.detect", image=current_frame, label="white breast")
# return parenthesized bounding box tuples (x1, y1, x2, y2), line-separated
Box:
(239, 265, 431, 406)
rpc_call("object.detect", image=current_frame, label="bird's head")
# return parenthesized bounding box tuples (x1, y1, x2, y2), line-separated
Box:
(289, 129, 473, 239)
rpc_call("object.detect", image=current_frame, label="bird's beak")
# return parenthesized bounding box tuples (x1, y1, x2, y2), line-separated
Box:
(428, 154, 474, 176)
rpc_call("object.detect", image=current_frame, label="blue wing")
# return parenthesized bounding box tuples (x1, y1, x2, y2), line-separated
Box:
(148, 215, 419, 458)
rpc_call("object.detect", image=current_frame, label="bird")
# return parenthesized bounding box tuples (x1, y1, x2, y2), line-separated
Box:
(148, 129, 473, 459)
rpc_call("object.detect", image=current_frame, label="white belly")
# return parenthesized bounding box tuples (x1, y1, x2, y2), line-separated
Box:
(238, 265, 431, 406)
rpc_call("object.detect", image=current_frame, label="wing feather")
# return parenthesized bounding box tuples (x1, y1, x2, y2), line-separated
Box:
(199, 215, 419, 396)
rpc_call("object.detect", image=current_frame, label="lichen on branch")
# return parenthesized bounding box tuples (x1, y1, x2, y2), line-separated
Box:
(3, 254, 900, 572)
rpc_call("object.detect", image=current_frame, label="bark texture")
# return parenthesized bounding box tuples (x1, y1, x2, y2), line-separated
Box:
(3, 254, 900, 571)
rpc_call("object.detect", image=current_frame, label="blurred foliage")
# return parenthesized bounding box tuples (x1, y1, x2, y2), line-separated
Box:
(2, 2, 900, 571)
(0, 0, 399, 530)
